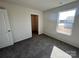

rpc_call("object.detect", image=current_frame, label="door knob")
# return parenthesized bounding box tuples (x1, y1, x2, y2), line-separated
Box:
(8, 30, 11, 32)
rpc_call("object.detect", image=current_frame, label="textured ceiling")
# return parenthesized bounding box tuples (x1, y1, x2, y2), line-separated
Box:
(0, 0, 77, 11)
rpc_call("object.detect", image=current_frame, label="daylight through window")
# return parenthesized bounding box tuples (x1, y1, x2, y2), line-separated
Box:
(57, 9, 76, 35)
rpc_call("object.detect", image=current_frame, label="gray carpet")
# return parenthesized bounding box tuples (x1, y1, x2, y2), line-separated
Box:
(0, 34, 79, 58)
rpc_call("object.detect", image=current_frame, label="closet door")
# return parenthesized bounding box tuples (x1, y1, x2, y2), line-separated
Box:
(0, 9, 13, 48)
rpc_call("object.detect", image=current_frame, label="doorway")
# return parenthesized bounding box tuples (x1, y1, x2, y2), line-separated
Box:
(31, 14, 38, 35)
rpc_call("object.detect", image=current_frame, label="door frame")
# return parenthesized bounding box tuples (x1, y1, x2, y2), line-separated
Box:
(31, 14, 39, 35)
(29, 11, 43, 37)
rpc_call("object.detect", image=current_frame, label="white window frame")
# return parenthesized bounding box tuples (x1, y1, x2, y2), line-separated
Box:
(56, 9, 77, 36)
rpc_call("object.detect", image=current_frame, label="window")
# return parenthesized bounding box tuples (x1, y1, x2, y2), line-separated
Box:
(57, 9, 76, 35)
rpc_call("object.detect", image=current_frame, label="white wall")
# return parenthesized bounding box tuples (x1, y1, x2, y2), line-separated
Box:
(44, 1, 79, 48)
(0, 1, 43, 43)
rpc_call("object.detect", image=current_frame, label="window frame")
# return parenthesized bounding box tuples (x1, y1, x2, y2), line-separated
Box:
(56, 8, 77, 36)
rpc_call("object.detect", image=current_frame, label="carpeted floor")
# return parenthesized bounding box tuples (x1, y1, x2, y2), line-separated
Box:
(0, 33, 79, 58)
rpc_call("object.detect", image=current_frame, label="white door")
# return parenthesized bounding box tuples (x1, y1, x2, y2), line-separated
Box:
(0, 9, 13, 48)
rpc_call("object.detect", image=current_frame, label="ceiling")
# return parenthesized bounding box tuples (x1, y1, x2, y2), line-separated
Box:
(1, 0, 77, 11)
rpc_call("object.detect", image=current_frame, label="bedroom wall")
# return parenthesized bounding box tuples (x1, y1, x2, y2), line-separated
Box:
(44, 1, 79, 48)
(0, 1, 43, 43)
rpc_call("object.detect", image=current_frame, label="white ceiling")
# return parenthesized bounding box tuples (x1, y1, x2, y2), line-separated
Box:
(1, 0, 77, 11)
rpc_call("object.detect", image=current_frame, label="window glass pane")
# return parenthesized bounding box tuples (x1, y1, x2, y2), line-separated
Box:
(57, 9, 76, 35)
